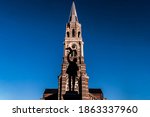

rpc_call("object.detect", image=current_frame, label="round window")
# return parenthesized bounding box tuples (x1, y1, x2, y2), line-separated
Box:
(72, 44, 77, 49)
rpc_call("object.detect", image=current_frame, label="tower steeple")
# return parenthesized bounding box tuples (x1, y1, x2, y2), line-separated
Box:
(69, 1, 78, 22)
(42, 1, 105, 100)
(57, 1, 89, 100)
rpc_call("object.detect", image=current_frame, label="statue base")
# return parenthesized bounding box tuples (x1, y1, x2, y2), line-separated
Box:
(63, 91, 81, 100)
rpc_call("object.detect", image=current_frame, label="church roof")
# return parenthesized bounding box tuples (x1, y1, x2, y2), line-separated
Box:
(89, 89, 103, 93)
(44, 88, 103, 94)
(44, 89, 58, 94)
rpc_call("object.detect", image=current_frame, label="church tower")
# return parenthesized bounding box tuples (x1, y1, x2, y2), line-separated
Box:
(58, 1, 89, 100)
(42, 1, 104, 100)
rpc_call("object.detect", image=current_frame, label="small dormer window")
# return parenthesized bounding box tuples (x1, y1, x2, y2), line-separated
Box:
(75, 16, 78, 21)
(70, 17, 72, 21)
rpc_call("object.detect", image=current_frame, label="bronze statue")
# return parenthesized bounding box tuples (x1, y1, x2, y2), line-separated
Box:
(66, 47, 79, 91)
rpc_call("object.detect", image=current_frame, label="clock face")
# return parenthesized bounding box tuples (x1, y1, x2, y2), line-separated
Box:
(72, 44, 77, 49)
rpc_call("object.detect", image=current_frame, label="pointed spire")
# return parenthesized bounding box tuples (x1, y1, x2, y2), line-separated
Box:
(69, 1, 78, 22)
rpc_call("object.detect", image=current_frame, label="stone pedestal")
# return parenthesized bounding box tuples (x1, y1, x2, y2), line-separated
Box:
(63, 91, 81, 100)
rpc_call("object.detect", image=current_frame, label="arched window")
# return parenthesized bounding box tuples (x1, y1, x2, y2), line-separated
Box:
(72, 29, 75, 37)
(67, 23, 70, 28)
(78, 31, 80, 38)
(67, 32, 70, 37)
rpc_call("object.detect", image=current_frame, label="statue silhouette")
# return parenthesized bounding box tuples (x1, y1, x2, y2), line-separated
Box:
(66, 47, 79, 91)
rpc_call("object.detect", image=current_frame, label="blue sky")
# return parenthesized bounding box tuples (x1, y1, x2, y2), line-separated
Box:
(0, 0, 150, 100)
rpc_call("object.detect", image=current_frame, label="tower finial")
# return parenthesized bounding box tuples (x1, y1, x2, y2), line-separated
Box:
(69, 0, 78, 22)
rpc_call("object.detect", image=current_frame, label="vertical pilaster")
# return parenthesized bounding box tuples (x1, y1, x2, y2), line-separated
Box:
(81, 73, 89, 100)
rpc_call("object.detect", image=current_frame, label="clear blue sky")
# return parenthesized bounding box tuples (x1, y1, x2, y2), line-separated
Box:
(0, 0, 150, 100)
